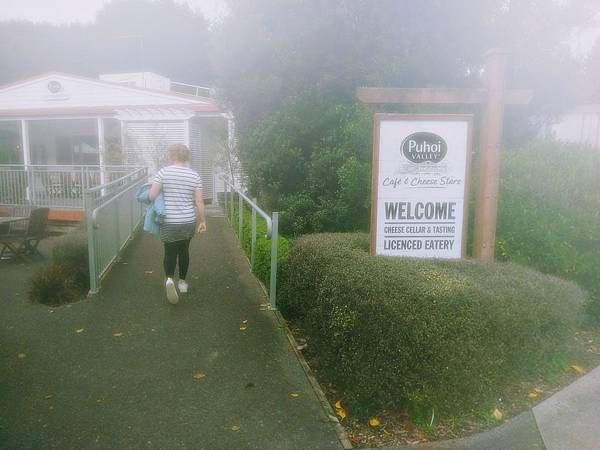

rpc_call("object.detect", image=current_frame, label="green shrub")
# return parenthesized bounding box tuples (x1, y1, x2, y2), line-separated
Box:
(496, 140, 600, 321)
(52, 233, 89, 291)
(29, 233, 89, 306)
(279, 233, 585, 418)
(28, 265, 82, 306)
(229, 201, 290, 291)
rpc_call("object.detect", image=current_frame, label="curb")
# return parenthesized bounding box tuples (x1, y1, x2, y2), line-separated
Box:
(273, 309, 354, 449)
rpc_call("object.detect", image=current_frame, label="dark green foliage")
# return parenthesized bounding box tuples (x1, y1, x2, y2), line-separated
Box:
(496, 141, 600, 321)
(229, 202, 290, 291)
(29, 233, 89, 306)
(52, 232, 90, 291)
(28, 265, 81, 307)
(279, 233, 585, 418)
(241, 91, 372, 235)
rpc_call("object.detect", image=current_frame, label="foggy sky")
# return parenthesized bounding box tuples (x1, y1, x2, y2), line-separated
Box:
(1, 0, 228, 24)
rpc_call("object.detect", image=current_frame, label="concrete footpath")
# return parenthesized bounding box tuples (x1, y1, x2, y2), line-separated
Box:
(0, 212, 343, 450)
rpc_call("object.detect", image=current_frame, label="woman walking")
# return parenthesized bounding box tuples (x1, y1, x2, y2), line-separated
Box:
(149, 143, 206, 304)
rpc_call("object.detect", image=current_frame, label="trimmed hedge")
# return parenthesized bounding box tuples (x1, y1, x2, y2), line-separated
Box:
(279, 233, 585, 418)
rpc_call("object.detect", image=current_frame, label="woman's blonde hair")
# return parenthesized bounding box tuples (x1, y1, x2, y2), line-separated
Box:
(166, 143, 191, 163)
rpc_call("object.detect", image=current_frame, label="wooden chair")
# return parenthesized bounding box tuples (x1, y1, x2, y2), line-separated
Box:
(0, 207, 50, 261)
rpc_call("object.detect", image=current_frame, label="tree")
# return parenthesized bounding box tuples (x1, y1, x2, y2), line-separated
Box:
(0, 0, 213, 85)
(213, 0, 596, 132)
(241, 91, 372, 234)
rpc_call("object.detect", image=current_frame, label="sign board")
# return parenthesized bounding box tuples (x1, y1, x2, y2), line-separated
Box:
(370, 114, 473, 258)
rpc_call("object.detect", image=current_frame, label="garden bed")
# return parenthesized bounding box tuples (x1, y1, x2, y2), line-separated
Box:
(278, 232, 595, 447)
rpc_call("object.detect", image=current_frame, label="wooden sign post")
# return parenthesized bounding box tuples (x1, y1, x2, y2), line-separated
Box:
(357, 49, 532, 261)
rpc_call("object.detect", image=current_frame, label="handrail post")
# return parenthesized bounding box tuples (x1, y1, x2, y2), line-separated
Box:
(269, 212, 279, 311)
(238, 192, 243, 243)
(85, 189, 99, 294)
(251, 198, 257, 271)
(223, 183, 227, 217)
(230, 183, 234, 224)
(114, 198, 120, 256)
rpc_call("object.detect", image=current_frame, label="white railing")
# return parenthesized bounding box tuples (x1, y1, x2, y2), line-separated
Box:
(219, 175, 279, 310)
(0, 165, 140, 209)
(85, 167, 148, 294)
(170, 81, 212, 97)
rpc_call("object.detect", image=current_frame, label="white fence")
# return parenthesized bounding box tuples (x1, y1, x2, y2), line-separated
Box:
(0, 165, 138, 209)
(85, 167, 148, 294)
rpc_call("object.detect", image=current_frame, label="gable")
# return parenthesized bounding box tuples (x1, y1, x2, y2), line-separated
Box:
(0, 73, 218, 112)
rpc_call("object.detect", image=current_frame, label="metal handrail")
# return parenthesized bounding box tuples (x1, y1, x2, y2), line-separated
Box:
(91, 170, 147, 228)
(85, 167, 147, 294)
(218, 174, 279, 310)
(220, 176, 272, 238)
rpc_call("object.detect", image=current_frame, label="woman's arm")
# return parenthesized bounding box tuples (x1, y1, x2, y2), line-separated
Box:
(148, 182, 161, 201)
(195, 189, 207, 233)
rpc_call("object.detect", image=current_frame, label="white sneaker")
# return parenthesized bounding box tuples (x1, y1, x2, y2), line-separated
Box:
(165, 278, 179, 304)
(178, 280, 189, 294)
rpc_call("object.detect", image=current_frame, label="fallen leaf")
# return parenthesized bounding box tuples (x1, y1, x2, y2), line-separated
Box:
(17, 353, 26, 359)
(242, 320, 248, 324)
(45, 395, 53, 399)
(239, 324, 248, 331)
(259, 304, 268, 311)
(113, 332, 124, 337)
(402, 417, 415, 433)
(151, 328, 157, 332)
(571, 364, 586, 375)
(334, 400, 342, 410)
(75, 328, 84, 334)
(492, 408, 503, 421)
(144, 270, 153, 274)
(534, 388, 544, 394)
(369, 418, 381, 427)
(49, 310, 54, 313)
(193, 372, 207, 381)
(336, 408, 347, 420)
(290, 392, 300, 399)
(122, 262, 128, 265)
(527, 391, 538, 400)
(231, 425, 240, 432)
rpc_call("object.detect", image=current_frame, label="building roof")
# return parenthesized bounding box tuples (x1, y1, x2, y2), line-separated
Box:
(0, 72, 223, 118)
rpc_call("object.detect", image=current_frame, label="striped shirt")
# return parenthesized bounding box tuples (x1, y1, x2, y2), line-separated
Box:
(153, 165, 202, 224)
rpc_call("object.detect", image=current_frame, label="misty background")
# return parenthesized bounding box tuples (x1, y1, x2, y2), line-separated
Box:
(1, 0, 600, 131)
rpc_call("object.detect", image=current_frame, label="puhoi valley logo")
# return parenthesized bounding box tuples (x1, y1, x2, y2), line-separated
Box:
(401, 132, 448, 163)
(47, 80, 63, 94)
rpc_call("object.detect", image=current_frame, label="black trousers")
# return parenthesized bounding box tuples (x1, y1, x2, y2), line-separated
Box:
(163, 239, 191, 279)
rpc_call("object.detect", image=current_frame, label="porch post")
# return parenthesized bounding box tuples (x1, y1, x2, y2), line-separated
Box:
(20, 120, 32, 202)
(97, 118, 106, 187)
(227, 114, 235, 185)
(183, 119, 190, 147)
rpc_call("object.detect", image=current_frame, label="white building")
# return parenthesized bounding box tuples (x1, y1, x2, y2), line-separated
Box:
(0, 72, 230, 219)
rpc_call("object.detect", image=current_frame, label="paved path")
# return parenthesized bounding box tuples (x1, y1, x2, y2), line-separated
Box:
(0, 214, 342, 450)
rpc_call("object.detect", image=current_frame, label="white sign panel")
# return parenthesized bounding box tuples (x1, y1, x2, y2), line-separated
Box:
(371, 114, 472, 258)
